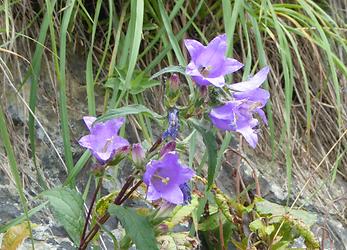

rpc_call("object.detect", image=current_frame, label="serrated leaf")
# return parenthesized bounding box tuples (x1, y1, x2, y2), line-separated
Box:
(1, 222, 32, 250)
(189, 118, 217, 189)
(42, 187, 84, 245)
(108, 205, 159, 250)
(165, 195, 199, 229)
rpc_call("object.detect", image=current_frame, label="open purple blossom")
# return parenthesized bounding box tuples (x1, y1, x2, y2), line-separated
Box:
(209, 101, 260, 148)
(143, 152, 194, 205)
(185, 34, 243, 87)
(162, 109, 179, 139)
(79, 116, 129, 164)
(229, 66, 270, 91)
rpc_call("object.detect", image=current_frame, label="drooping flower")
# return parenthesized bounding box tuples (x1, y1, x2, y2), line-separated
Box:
(162, 109, 180, 139)
(209, 66, 271, 148)
(143, 152, 194, 205)
(79, 116, 129, 163)
(209, 101, 259, 148)
(132, 143, 145, 166)
(184, 34, 243, 87)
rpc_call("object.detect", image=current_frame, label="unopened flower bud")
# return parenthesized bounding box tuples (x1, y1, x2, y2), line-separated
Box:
(169, 73, 180, 91)
(132, 143, 145, 166)
(160, 141, 176, 157)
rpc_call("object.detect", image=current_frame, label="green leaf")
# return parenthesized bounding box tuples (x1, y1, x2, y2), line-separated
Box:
(98, 104, 162, 122)
(130, 74, 160, 94)
(198, 212, 226, 231)
(157, 232, 198, 250)
(255, 198, 317, 226)
(150, 66, 186, 80)
(164, 195, 199, 229)
(249, 219, 264, 232)
(108, 205, 159, 250)
(189, 119, 217, 190)
(42, 187, 84, 245)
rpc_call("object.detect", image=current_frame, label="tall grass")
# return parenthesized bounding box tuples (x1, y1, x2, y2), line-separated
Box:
(0, 0, 346, 246)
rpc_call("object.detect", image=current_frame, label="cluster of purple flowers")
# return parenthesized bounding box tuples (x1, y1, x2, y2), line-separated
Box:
(185, 34, 270, 148)
(78, 33, 270, 207)
(79, 116, 194, 205)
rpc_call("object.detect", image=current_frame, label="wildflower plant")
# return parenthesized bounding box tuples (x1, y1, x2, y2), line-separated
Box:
(37, 34, 318, 250)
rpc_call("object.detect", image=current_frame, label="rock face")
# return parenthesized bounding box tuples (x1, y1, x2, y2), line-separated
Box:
(216, 148, 347, 250)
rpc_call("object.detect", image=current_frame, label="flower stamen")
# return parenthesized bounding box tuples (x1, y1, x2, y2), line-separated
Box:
(102, 138, 113, 153)
(199, 66, 212, 77)
(153, 174, 170, 184)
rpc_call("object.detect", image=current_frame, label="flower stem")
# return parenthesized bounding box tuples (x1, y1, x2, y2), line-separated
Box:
(79, 176, 137, 250)
(80, 176, 103, 246)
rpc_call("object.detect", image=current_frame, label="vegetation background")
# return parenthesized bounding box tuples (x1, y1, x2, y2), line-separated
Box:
(0, 0, 346, 248)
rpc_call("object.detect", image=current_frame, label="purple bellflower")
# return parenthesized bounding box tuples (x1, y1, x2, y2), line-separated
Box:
(209, 101, 259, 148)
(79, 116, 129, 164)
(143, 152, 194, 205)
(210, 67, 270, 148)
(185, 34, 243, 87)
(162, 109, 179, 139)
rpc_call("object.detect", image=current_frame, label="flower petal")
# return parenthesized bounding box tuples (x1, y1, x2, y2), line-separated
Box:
(204, 76, 225, 87)
(160, 185, 183, 205)
(237, 125, 258, 148)
(234, 88, 270, 106)
(184, 39, 205, 59)
(192, 76, 212, 86)
(221, 58, 244, 75)
(186, 61, 202, 77)
(196, 34, 227, 67)
(176, 166, 195, 184)
(229, 66, 270, 91)
(147, 184, 161, 201)
(83, 116, 97, 130)
(78, 135, 93, 149)
(93, 151, 113, 162)
(256, 109, 268, 125)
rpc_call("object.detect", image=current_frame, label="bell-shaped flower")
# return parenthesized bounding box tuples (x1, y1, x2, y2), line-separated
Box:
(143, 152, 194, 205)
(185, 34, 243, 87)
(79, 116, 129, 164)
(209, 101, 260, 148)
